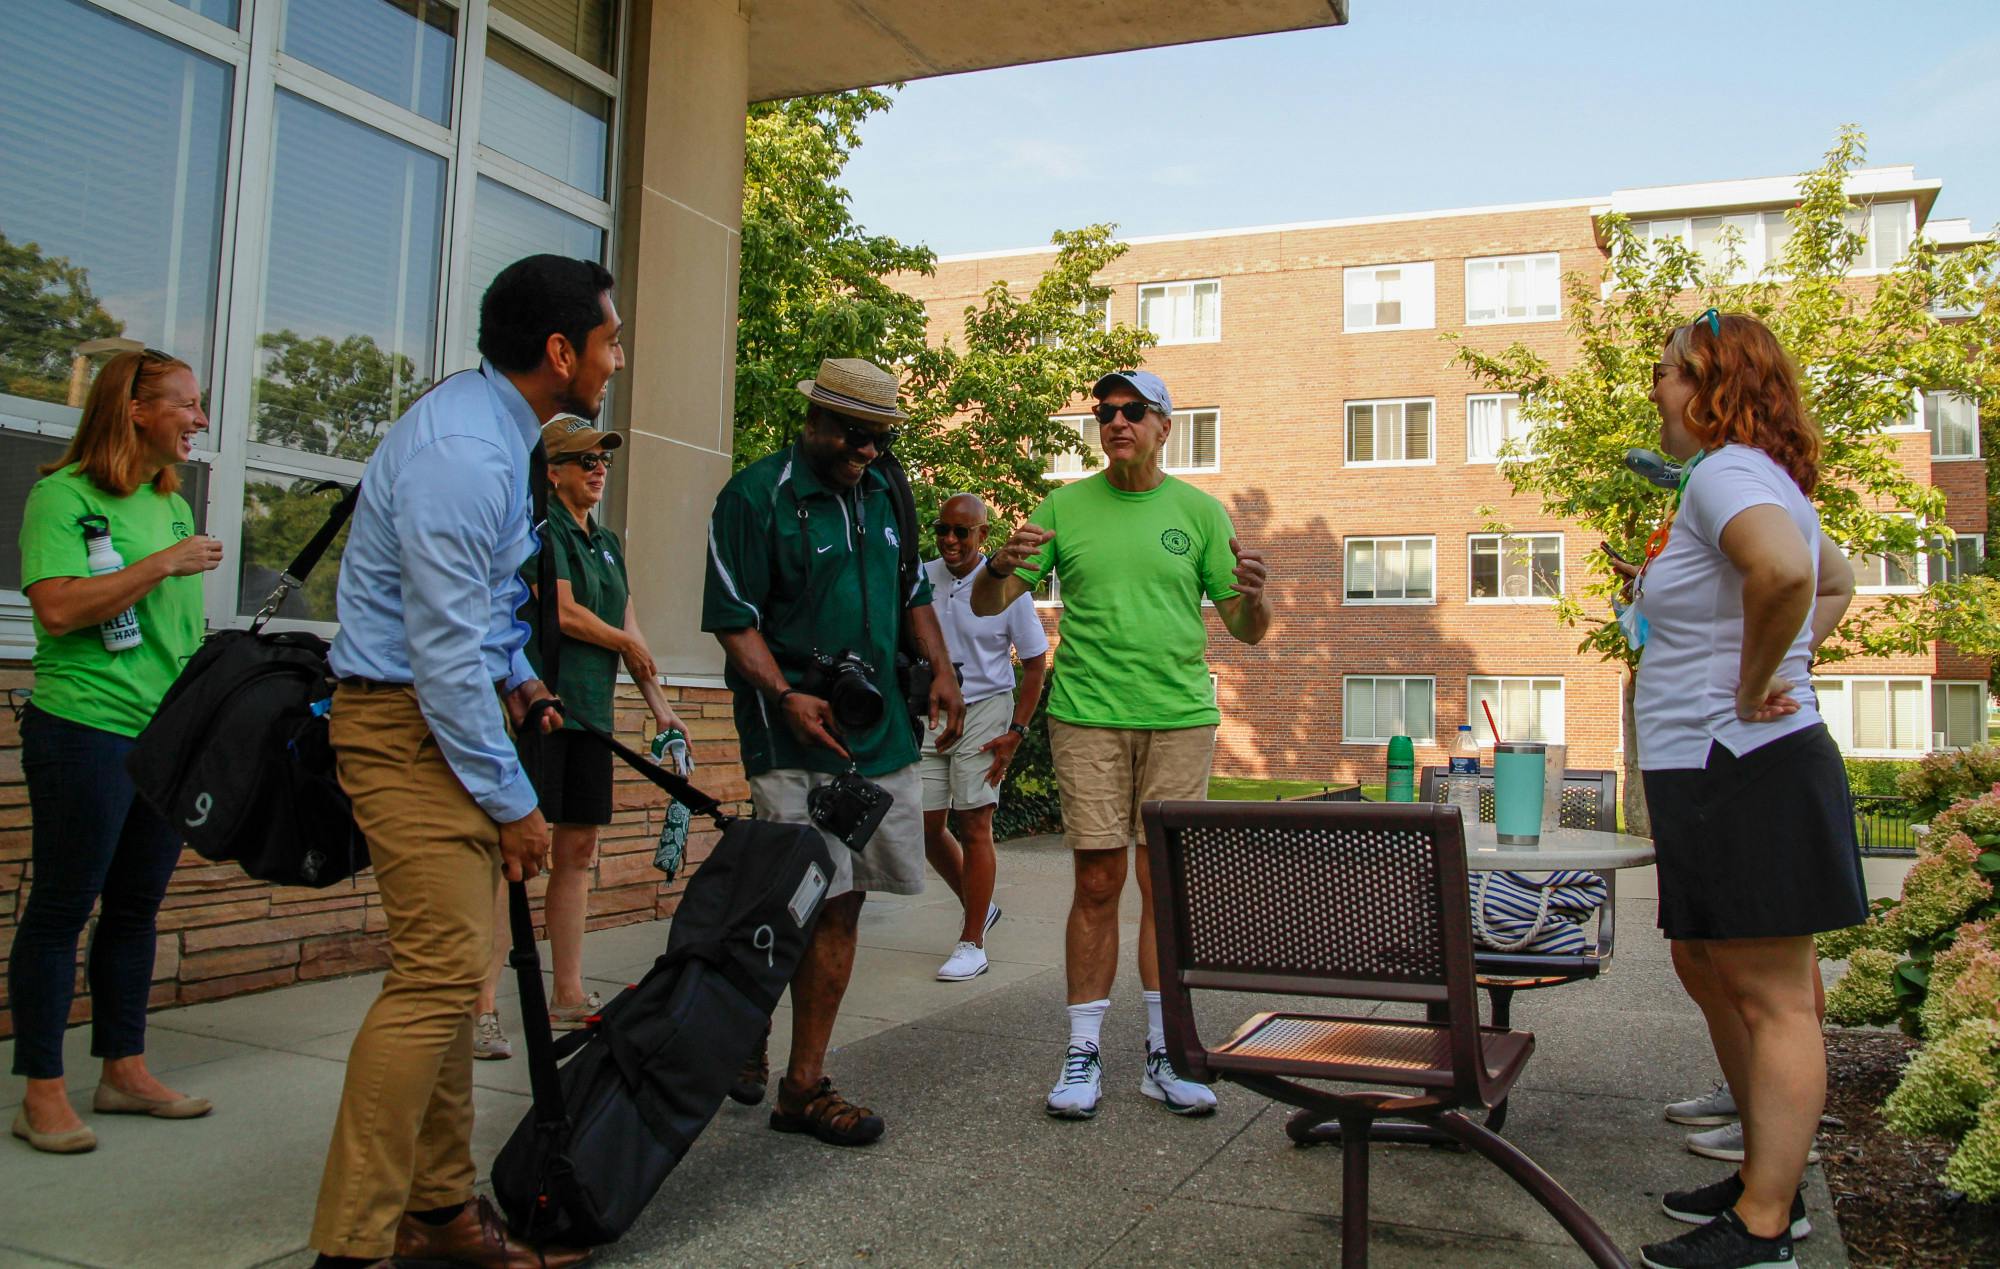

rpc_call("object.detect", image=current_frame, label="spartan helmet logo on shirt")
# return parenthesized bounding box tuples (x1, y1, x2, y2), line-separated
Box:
(885, 524, 900, 549)
(1160, 528, 1192, 556)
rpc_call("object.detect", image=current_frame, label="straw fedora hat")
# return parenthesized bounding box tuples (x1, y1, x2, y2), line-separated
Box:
(796, 357, 906, 424)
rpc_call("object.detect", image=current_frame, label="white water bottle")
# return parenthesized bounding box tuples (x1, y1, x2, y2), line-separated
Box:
(82, 519, 144, 653)
(1446, 724, 1482, 824)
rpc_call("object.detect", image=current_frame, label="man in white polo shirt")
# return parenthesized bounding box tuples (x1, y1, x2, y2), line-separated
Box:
(921, 493, 1050, 982)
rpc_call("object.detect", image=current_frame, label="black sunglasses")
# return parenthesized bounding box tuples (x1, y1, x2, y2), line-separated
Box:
(932, 521, 986, 539)
(555, 452, 615, 472)
(129, 347, 173, 400)
(832, 418, 897, 452)
(1092, 400, 1153, 425)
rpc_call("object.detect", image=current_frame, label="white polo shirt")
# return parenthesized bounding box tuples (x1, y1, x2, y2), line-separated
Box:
(923, 555, 1051, 707)
(1632, 444, 1823, 770)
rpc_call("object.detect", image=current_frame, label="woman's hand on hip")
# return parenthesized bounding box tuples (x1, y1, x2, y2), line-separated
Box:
(1735, 676, 1800, 723)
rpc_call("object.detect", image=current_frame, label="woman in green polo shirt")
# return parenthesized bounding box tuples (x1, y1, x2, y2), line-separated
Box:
(9, 349, 225, 1153)
(473, 415, 688, 1059)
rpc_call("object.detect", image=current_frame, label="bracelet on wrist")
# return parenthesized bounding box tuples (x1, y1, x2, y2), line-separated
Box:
(985, 557, 1015, 580)
(776, 687, 799, 705)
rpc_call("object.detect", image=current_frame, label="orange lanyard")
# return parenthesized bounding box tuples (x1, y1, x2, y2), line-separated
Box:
(1634, 449, 1709, 595)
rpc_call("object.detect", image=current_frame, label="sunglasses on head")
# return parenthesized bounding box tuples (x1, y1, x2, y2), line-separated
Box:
(932, 521, 986, 539)
(1686, 307, 1722, 338)
(1092, 400, 1154, 425)
(129, 347, 173, 400)
(556, 452, 615, 472)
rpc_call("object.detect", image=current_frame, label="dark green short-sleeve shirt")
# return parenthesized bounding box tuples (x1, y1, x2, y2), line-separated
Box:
(523, 508, 628, 733)
(701, 443, 934, 778)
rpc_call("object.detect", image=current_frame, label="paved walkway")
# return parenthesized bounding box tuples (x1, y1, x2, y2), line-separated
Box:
(3, 838, 1907, 1267)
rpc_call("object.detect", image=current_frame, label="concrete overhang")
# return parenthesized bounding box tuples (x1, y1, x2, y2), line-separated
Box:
(1588, 165, 1944, 250)
(746, 0, 1349, 102)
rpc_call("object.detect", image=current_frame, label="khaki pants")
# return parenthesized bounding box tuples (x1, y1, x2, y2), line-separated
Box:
(311, 685, 500, 1258)
(1048, 720, 1216, 851)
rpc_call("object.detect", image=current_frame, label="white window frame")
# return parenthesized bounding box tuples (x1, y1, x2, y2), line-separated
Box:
(1342, 535, 1436, 605)
(1464, 253, 1561, 325)
(1033, 570, 1061, 609)
(1467, 676, 1566, 745)
(1468, 533, 1564, 604)
(1924, 391, 1982, 460)
(1850, 514, 1924, 594)
(1043, 413, 1100, 478)
(1814, 676, 1932, 758)
(1883, 386, 1929, 434)
(1342, 261, 1435, 333)
(1344, 397, 1435, 468)
(1631, 201, 1913, 280)
(1342, 675, 1437, 745)
(1044, 408, 1219, 479)
(1465, 393, 1539, 464)
(1933, 681, 1991, 751)
(0, 0, 628, 649)
(1929, 531, 1985, 584)
(1135, 279, 1221, 345)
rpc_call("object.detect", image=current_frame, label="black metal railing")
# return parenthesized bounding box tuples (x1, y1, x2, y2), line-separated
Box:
(1853, 795, 1920, 857)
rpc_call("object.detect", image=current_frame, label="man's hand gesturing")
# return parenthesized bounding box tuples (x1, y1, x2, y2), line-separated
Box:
(781, 690, 851, 760)
(990, 523, 1053, 577)
(1228, 537, 1268, 604)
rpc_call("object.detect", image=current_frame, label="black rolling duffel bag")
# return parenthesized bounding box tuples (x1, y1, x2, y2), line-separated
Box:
(489, 748, 834, 1246)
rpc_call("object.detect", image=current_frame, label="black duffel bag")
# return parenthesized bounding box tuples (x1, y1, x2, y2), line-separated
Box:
(125, 482, 367, 889)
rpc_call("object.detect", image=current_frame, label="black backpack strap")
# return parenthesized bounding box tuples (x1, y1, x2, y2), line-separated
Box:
(249, 481, 361, 633)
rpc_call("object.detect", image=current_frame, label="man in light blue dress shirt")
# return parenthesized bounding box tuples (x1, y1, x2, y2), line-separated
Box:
(309, 255, 620, 1269)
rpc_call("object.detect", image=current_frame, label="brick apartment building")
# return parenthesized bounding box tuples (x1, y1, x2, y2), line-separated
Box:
(898, 166, 1993, 788)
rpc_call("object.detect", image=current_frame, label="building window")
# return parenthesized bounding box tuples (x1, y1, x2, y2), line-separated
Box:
(1045, 409, 1219, 477)
(1634, 202, 1910, 279)
(1929, 532, 1985, 584)
(1849, 516, 1923, 593)
(1468, 677, 1564, 745)
(1346, 398, 1434, 466)
(0, 0, 625, 643)
(1925, 392, 1981, 459)
(1843, 201, 1914, 272)
(1466, 393, 1538, 463)
(1934, 682, 1990, 751)
(1033, 570, 1061, 608)
(1465, 254, 1559, 324)
(1815, 677, 1928, 756)
(1343, 262, 1435, 332)
(1469, 534, 1562, 602)
(1137, 280, 1219, 344)
(1344, 536, 1435, 604)
(1343, 676, 1435, 744)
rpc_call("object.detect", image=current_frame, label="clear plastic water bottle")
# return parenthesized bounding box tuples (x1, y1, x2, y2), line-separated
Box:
(81, 516, 143, 653)
(1447, 725, 1482, 824)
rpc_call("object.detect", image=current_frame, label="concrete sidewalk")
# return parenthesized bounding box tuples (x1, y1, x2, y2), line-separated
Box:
(2, 838, 1886, 1267)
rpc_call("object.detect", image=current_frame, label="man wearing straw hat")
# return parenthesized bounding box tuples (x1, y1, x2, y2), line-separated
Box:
(703, 357, 964, 1146)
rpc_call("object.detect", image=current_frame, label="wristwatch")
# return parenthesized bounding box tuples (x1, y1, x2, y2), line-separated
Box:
(1007, 722, 1028, 739)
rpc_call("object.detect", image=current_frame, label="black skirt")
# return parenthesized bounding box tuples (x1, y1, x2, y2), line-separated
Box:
(1641, 724, 1868, 940)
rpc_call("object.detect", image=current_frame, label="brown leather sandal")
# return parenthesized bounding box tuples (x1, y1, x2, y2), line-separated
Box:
(767, 1076, 884, 1146)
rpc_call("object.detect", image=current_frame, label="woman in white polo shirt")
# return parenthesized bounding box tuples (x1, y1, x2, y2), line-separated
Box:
(1621, 310, 1863, 1269)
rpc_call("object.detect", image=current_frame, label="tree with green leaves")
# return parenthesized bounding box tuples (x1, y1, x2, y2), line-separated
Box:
(897, 224, 1157, 525)
(734, 90, 935, 468)
(1453, 126, 2000, 833)
(253, 330, 431, 461)
(0, 233, 122, 402)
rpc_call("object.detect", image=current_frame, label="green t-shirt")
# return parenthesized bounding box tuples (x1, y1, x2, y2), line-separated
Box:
(19, 465, 203, 737)
(523, 509, 629, 734)
(1016, 473, 1237, 729)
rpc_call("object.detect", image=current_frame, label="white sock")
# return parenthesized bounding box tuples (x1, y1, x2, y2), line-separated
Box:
(1143, 990, 1165, 1053)
(1066, 999, 1109, 1052)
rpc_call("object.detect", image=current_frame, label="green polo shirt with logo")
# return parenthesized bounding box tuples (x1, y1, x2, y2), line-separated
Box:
(18, 464, 204, 737)
(523, 508, 628, 733)
(1015, 473, 1238, 730)
(701, 443, 934, 778)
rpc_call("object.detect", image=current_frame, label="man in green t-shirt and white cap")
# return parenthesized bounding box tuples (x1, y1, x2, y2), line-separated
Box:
(971, 369, 1272, 1120)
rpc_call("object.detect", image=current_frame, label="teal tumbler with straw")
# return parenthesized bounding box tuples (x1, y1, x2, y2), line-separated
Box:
(1492, 741, 1547, 845)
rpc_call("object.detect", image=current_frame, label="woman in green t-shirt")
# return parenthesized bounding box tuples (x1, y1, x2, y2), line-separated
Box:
(9, 349, 226, 1153)
(472, 415, 687, 1062)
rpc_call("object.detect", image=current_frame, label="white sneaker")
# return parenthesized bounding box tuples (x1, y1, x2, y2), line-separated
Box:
(984, 902, 1002, 934)
(1045, 1045, 1103, 1119)
(1686, 1120, 1820, 1164)
(936, 941, 988, 981)
(1665, 1083, 1737, 1126)
(473, 1012, 512, 1061)
(1142, 1046, 1218, 1116)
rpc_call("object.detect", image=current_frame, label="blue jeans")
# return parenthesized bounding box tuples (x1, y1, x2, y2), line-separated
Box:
(8, 704, 181, 1079)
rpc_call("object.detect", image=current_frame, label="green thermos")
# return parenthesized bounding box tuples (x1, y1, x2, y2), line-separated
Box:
(1385, 735, 1415, 803)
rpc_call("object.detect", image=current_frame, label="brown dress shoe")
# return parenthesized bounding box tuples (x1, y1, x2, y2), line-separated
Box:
(393, 1196, 590, 1268)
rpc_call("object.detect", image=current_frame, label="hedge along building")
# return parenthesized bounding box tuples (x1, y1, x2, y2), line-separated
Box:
(0, 0, 1354, 1028)
(895, 167, 1992, 789)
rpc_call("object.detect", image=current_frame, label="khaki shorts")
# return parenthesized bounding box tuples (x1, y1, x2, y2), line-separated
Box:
(1048, 720, 1216, 852)
(920, 691, 1014, 813)
(748, 763, 925, 898)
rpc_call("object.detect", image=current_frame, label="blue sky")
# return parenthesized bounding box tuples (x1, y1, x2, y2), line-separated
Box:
(841, 0, 2000, 257)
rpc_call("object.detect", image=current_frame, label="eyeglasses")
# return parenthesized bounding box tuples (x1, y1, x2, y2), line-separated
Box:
(932, 522, 986, 539)
(129, 347, 172, 401)
(833, 418, 896, 453)
(1092, 400, 1153, 425)
(556, 452, 615, 472)
(1651, 361, 1681, 387)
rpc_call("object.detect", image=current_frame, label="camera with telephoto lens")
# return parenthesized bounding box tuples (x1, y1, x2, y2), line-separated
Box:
(805, 648, 885, 730)
(807, 770, 894, 853)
